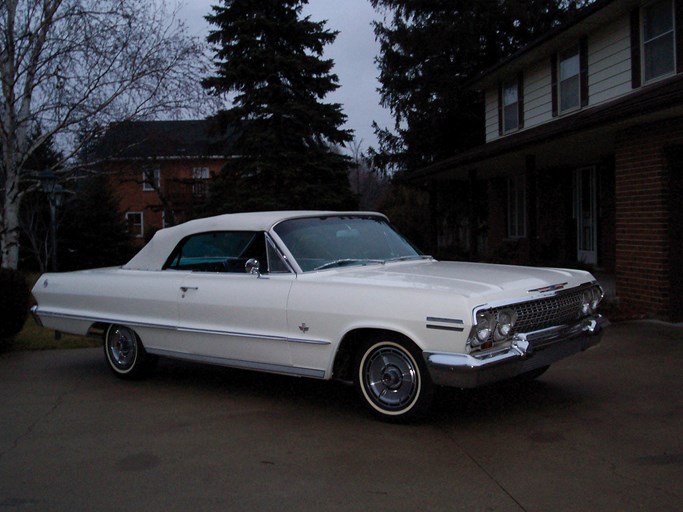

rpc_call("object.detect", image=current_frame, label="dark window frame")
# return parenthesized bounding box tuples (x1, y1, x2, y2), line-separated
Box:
(552, 37, 588, 116)
(631, 0, 682, 88)
(498, 72, 524, 134)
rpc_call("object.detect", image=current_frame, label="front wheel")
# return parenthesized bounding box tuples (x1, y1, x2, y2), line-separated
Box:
(104, 325, 149, 379)
(354, 338, 433, 422)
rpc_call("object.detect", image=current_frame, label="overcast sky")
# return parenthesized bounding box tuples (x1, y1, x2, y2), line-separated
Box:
(177, 0, 393, 153)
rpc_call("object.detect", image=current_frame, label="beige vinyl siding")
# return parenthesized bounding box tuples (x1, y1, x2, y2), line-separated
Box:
(483, 11, 635, 143)
(485, 62, 553, 142)
(587, 15, 632, 105)
(522, 61, 553, 129)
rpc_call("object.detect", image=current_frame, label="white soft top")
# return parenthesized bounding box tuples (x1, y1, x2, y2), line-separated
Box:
(123, 210, 383, 271)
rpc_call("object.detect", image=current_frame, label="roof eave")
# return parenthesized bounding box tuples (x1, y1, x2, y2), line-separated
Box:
(404, 73, 683, 182)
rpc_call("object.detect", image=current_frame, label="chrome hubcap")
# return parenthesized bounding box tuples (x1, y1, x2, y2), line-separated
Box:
(364, 346, 418, 409)
(108, 327, 136, 369)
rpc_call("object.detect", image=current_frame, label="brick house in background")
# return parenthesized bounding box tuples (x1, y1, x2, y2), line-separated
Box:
(95, 120, 236, 246)
(408, 0, 683, 321)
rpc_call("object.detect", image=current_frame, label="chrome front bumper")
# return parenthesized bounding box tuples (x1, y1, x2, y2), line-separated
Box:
(424, 315, 609, 389)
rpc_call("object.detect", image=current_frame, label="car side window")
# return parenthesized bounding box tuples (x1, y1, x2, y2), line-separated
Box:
(266, 237, 291, 273)
(164, 231, 267, 273)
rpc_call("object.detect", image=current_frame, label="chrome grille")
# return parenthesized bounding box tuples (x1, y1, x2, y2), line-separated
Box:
(490, 288, 586, 334)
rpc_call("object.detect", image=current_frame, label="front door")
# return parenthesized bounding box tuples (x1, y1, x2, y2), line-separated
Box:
(574, 166, 598, 265)
(177, 272, 295, 369)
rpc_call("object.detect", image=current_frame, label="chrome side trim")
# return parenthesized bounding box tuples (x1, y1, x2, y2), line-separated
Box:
(286, 337, 331, 346)
(426, 316, 464, 332)
(30, 305, 43, 327)
(32, 308, 331, 346)
(33, 309, 173, 331)
(145, 348, 326, 379)
(177, 325, 330, 345)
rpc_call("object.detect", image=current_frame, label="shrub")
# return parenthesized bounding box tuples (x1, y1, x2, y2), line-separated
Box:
(0, 269, 30, 349)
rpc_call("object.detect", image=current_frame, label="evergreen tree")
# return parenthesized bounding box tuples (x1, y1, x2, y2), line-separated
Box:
(203, 0, 357, 213)
(17, 129, 64, 271)
(58, 174, 134, 270)
(370, 0, 587, 174)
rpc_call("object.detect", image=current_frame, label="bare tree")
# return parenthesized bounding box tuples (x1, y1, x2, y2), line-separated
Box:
(0, 0, 214, 269)
(347, 138, 388, 211)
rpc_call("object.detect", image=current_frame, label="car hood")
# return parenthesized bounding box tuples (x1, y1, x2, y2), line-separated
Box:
(312, 260, 594, 300)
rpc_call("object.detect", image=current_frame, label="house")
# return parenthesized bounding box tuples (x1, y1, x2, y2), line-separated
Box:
(94, 120, 236, 245)
(407, 0, 683, 321)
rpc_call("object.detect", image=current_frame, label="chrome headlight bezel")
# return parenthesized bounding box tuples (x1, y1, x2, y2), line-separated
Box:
(590, 286, 604, 313)
(581, 285, 604, 316)
(494, 308, 518, 341)
(472, 310, 494, 346)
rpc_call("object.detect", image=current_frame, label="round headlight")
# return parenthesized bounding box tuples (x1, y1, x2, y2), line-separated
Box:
(473, 311, 494, 345)
(589, 287, 603, 313)
(494, 308, 518, 340)
(581, 290, 592, 316)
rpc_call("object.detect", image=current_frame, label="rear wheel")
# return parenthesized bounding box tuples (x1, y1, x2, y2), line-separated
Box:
(354, 337, 433, 422)
(104, 325, 149, 379)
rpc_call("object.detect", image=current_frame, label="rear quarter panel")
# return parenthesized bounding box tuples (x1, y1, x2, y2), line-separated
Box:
(31, 269, 188, 348)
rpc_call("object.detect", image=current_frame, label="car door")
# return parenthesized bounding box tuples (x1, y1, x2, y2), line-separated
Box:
(169, 231, 295, 371)
(177, 272, 294, 368)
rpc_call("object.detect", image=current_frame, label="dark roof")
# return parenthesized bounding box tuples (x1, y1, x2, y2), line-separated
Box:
(93, 120, 237, 160)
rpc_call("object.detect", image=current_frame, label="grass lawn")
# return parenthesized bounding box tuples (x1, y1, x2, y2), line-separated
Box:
(2, 272, 100, 352)
(11, 317, 101, 351)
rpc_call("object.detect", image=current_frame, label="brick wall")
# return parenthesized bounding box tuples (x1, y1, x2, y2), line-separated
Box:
(615, 117, 683, 319)
(103, 159, 225, 246)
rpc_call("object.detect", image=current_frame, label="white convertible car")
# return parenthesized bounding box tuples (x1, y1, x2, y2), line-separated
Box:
(31, 211, 608, 420)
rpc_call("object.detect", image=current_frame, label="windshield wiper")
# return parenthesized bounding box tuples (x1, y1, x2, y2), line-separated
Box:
(314, 259, 385, 271)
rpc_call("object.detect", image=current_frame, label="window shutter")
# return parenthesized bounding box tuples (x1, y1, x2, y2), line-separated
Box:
(551, 54, 558, 116)
(517, 72, 524, 129)
(580, 37, 589, 107)
(630, 8, 642, 88)
(676, 0, 683, 73)
(497, 82, 503, 136)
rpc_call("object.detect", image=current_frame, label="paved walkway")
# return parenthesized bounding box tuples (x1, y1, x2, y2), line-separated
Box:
(0, 320, 682, 511)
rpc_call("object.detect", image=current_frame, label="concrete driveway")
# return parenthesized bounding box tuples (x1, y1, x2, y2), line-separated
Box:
(1, 320, 682, 512)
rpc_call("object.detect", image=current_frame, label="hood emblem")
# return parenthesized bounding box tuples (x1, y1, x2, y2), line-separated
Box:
(528, 282, 567, 293)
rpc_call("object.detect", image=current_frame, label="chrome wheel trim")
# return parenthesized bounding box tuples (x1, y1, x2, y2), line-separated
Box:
(360, 342, 421, 415)
(106, 325, 138, 372)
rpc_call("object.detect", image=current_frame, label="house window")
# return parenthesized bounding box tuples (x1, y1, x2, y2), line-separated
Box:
(552, 38, 588, 116)
(507, 175, 526, 239)
(559, 45, 580, 112)
(125, 212, 143, 238)
(642, 0, 675, 82)
(502, 78, 520, 133)
(192, 167, 210, 197)
(142, 168, 160, 191)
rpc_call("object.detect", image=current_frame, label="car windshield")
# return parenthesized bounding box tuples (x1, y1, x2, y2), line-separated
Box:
(274, 215, 422, 272)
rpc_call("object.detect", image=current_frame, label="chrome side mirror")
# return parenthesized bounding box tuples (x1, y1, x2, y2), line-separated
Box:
(245, 258, 261, 276)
